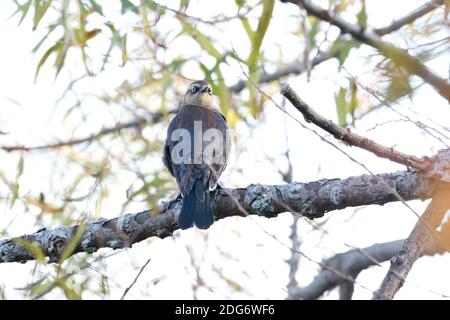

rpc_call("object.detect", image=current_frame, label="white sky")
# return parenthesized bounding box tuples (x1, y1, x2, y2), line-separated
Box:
(0, 0, 449, 300)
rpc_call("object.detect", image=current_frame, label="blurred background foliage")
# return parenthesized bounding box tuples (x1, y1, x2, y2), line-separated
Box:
(1, 0, 448, 299)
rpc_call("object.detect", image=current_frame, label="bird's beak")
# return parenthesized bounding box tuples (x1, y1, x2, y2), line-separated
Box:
(199, 85, 209, 93)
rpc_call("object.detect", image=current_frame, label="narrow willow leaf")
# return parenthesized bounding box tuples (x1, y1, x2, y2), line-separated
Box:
(34, 42, 62, 81)
(121, 0, 139, 14)
(335, 87, 347, 126)
(182, 22, 222, 60)
(59, 223, 86, 263)
(357, 0, 368, 29)
(33, 0, 52, 30)
(89, 0, 103, 15)
(120, 34, 128, 66)
(54, 44, 68, 79)
(240, 17, 254, 40)
(307, 17, 320, 48)
(18, 0, 33, 25)
(385, 71, 413, 102)
(349, 81, 358, 123)
(13, 238, 47, 264)
(247, 0, 275, 71)
(17, 155, 24, 177)
(31, 24, 57, 53)
(331, 39, 360, 69)
(58, 281, 81, 300)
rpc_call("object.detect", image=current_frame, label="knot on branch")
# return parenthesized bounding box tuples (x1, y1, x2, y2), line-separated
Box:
(425, 149, 450, 182)
(245, 184, 280, 217)
(0, 240, 13, 263)
(47, 226, 73, 263)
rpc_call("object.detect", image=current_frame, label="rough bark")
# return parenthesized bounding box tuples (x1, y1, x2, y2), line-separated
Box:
(0, 170, 436, 264)
(281, 84, 429, 171)
(289, 226, 449, 300)
(373, 186, 450, 299)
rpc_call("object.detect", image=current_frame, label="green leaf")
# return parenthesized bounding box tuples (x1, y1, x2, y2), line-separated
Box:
(307, 17, 320, 48)
(357, 0, 368, 29)
(331, 39, 360, 69)
(179, 0, 190, 11)
(13, 238, 47, 264)
(182, 22, 222, 60)
(35, 42, 62, 82)
(31, 24, 57, 53)
(17, 156, 24, 177)
(240, 17, 254, 40)
(247, 0, 275, 71)
(89, 0, 103, 15)
(58, 223, 86, 263)
(16, 0, 33, 26)
(385, 70, 413, 102)
(120, 0, 138, 14)
(120, 0, 139, 14)
(33, 0, 52, 30)
(335, 87, 347, 126)
(10, 183, 19, 208)
(349, 81, 358, 122)
(53, 43, 68, 79)
(57, 281, 81, 300)
(120, 34, 128, 66)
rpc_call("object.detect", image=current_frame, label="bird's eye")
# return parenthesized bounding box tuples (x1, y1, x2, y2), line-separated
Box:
(191, 86, 197, 93)
(207, 87, 212, 95)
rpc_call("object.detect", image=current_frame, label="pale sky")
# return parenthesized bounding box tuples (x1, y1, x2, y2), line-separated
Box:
(0, 0, 449, 299)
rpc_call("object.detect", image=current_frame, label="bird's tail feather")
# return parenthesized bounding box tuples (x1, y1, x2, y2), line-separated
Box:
(178, 179, 214, 230)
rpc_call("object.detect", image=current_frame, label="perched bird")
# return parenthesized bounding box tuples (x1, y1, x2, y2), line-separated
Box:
(163, 80, 230, 229)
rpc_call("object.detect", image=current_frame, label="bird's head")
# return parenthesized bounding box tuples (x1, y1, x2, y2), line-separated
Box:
(183, 80, 214, 108)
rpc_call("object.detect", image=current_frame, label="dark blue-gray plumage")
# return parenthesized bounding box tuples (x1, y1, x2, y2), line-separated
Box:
(163, 80, 229, 229)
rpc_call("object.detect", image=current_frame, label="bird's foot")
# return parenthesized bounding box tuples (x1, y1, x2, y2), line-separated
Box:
(216, 183, 224, 190)
(169, 193, 182, 204)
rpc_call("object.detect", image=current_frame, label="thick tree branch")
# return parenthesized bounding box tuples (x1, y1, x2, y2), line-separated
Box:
(0, 170, 438, 264)
(281, 0, 450, 103)
(289, 220, 450, 300)
(373, 186, 450, 300)
(281, 84, 429, 171)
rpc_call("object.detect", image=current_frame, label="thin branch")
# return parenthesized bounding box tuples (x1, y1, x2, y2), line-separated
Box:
(373, 186, 450, 300)
(0, 111, 169, 153)
(374, 0, 444, 36)
(290, 221, 450, 300)
(229, 0, 445, 93)
(280, 84, 429, 171)
(120, 258, 151, 300)
(0, 170, 439, 264)
(281, 0, 450, 103)
(230, 51, 333, 93)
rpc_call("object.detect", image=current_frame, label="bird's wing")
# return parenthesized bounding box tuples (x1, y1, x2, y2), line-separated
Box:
(208, 110, 230, 189)
(163, 115, 179, 178)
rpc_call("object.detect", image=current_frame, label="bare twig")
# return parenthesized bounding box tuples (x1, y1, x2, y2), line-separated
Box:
(281, 0, 450, 103)
(290, 221, 450, 300)
(280, 84, 429, 171)
(1, 111, 169, 153)
(230, 0, 445, 93)
(120, 258, 151, 300)
(374, 0, 444, 36)
(373, 186, 450, 300)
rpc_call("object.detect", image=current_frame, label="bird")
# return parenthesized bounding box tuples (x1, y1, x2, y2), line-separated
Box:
(163, 80, 230, 230)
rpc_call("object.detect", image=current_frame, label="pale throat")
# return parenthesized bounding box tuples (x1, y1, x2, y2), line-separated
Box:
(183, 94, 219, 111)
